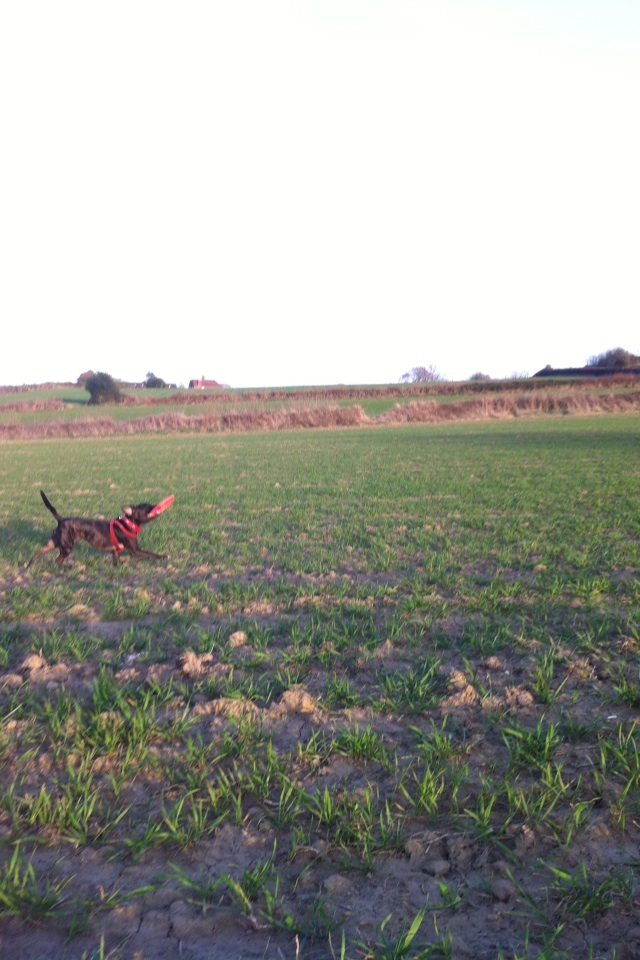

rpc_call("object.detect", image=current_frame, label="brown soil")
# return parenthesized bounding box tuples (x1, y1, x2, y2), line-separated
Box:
(1, 613, 639, 960)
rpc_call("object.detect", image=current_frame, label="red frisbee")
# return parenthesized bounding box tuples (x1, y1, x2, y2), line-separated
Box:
(148, 494, 175, 518)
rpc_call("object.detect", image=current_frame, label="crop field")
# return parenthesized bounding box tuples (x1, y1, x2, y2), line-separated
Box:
(3, 380, 640, 438)
(1, 415, 640, 959)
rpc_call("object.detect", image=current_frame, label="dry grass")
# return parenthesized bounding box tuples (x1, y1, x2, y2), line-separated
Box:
(3, 389, 640, 441)
(0, 400, 66, 413)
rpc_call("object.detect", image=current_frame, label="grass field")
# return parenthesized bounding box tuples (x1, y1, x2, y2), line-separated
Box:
(1, 415, 640, 959)
(3, 379, 640, 434)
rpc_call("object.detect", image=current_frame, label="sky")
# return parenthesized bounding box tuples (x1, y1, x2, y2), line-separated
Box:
(1, 0, 639, 388)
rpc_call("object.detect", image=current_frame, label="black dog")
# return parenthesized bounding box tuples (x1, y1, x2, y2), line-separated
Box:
(26, 490, 174, 567)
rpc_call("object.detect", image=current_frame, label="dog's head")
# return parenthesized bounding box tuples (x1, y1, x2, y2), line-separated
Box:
(123, 495, 174, 526)
(123, 503, 157, 526)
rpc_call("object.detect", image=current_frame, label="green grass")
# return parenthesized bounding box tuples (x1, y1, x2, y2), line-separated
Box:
(1, 414, 640, 957)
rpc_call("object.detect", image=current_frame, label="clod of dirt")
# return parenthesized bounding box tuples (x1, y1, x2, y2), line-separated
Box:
(491, 878, 515, 902)
(505, 686, 535, 709)
(207, 696, 261, 721)
(273, 687, 321, 716)
(177, 650, 214, 678)
(447, 836, 476, 869)
(374, 639, 395, 659)
(323, 874, 353, 897)
(441, 684, 478, 710)
(229, 630, 248, 647)
(484, 656, 506, 670)
(404, 838, 423, 860)
(422, 858, 451, 877)
(19, 653, 47, 675)
(514, 824, 536, 857)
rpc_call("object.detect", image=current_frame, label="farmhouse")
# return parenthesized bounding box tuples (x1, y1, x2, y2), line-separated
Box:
(188, 376, 221, 389)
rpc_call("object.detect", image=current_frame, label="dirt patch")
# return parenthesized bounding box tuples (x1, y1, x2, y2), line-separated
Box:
(1, 607, 639, 960)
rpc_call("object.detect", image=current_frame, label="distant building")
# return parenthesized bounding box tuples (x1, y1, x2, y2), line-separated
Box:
(188, 376, 221, 389)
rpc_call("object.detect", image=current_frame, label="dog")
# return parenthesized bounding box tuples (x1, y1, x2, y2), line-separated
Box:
(26, 490, 174, 567)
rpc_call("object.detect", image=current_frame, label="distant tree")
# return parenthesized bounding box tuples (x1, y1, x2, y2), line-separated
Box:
(469, 372, 491, 381)
(145, 371, 166, 389)
(85, 372, 123, 405)
(587, 347, 639, 369)
(400, 365, 444, 383)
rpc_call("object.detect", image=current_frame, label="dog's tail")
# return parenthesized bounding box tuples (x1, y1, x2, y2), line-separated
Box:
(40, 490, 63, 522)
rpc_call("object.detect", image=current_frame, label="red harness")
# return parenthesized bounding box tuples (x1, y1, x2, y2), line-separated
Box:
(109, 516, 141, 553)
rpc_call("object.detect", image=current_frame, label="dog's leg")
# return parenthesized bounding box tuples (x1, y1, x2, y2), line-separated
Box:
(25, 540, 56, 568)
(127, 546, 168, 561)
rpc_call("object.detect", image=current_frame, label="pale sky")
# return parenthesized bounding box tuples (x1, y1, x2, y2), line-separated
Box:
(1, 1, 639, 388)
